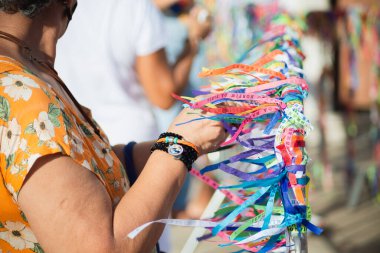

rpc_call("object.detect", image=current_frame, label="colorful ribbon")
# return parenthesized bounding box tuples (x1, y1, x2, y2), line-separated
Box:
(128, 4, 322, 252)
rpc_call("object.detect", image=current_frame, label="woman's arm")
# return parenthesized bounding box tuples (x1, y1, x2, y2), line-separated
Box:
(18, 150, 187, 253)
(18, 109, 226, 253)
(113, 141, 154, 178)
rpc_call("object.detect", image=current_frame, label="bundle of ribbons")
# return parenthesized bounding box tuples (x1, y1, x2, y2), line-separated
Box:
(128, 10, 322, 253)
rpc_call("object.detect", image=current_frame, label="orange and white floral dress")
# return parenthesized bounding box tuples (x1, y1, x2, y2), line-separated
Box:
(0, 56, 129, 253)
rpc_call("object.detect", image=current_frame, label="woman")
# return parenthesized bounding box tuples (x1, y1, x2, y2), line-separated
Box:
(0, 0, 226, 252)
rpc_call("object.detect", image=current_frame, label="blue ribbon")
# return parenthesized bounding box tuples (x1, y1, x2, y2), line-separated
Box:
(219, 170, 286, 189)
(302, 219, 323, 235)
(241, 154, 275, 165)
(264, 111, 282, 134)
(212, 186, 271, 236)
(257, 233, 282, 253)
(263, 185, 278, 230)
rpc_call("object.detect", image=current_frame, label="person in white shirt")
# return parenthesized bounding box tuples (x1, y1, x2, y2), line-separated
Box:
(56, 0, 210, 144)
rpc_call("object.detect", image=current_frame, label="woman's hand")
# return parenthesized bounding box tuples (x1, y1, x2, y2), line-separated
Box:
(167, 108, 227, 155)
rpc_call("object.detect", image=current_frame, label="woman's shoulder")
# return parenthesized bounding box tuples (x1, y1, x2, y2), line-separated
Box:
(0, 55, 70, 157)
(0, 56, 58, 107)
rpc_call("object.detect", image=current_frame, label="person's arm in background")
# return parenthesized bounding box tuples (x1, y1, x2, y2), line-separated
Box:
(136, 1, 211, 109)
(154, 0, 183, 10)
(135, 44, 197, 109)
(112, 0, 212, 178)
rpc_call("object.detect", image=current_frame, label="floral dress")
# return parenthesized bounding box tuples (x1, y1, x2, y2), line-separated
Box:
(0, 56, 129, 252)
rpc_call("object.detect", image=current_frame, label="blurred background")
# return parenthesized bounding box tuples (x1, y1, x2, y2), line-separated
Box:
(165, 0, 380, 252)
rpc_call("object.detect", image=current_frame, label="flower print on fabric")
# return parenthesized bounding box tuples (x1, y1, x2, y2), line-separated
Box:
(9, 164, 22, 176)
(0, 118, 21, 157)
(0, 74, 39, 102)
(19, 139, 27, 152)
(33, 111, 55, 142)
(26, 154, 42, 171)
(0, 56, 128, 253)
(0, 221, 37, 250)
(93, 140, 113, 167)
(69, 132, 84, 155)
(113, 180, 120, 191)
(5, 183, 17, 203)
(81, 160, 91, 170)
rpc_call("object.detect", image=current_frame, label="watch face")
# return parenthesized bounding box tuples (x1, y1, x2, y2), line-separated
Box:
(168, 144, 184, 157)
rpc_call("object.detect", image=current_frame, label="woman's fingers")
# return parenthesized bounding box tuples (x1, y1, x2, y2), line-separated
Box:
(167, 108, 226, 155)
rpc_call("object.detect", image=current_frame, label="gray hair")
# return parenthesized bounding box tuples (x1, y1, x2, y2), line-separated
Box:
(0, 0, 53, 17)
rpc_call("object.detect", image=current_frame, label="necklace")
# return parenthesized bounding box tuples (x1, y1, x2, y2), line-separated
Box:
(0, 30, 102, 138)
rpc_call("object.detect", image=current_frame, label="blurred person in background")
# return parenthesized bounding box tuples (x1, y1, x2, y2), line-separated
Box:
(153, 0, 211, 132)
(152, 0, 216, 220)
(0, 0, 226, 252)
(56, 0, 211, 144)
